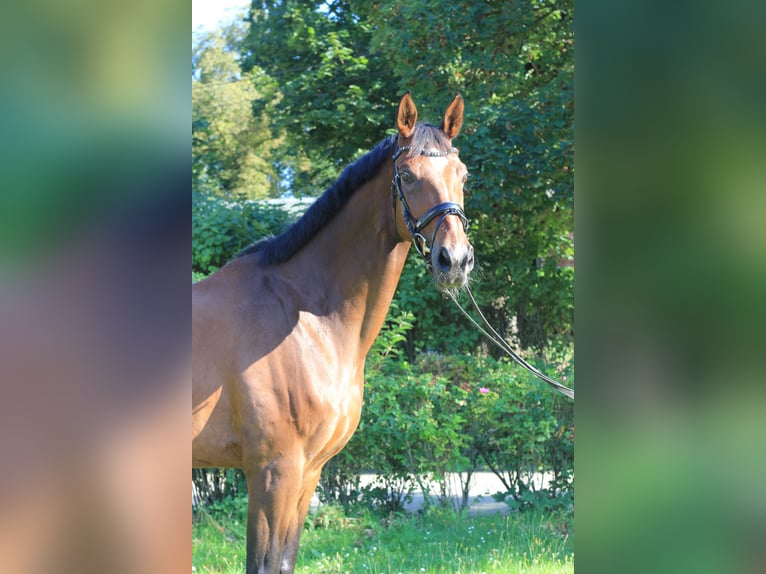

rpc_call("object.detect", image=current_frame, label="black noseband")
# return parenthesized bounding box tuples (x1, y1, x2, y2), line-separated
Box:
(391, 146, 470, 269)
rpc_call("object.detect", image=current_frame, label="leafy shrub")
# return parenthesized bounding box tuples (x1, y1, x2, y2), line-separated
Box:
(322, 303, 574, 512)
(413, 351, 574, 504)
(504, 488, 574, 515)
(192, 192, 296, 274)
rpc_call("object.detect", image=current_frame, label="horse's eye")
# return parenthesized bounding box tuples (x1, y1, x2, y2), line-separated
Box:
(400, 170, 414, 183)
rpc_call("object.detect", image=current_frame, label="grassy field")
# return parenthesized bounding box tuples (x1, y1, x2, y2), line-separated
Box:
(193, 501, 573, 574)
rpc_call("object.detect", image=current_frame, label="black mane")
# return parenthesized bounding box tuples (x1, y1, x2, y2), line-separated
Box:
(237, 123, 452, 265)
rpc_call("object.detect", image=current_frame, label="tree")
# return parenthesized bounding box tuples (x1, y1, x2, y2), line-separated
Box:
(242, 0, 400, 195)
(192, 15, 282, 199)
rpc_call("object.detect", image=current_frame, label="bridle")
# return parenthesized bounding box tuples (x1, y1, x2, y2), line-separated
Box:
(391, 145, 469, 270)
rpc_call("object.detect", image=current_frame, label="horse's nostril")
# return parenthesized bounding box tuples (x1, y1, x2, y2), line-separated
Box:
(464, 249, 475, 271)
(437, 248, 452, 273)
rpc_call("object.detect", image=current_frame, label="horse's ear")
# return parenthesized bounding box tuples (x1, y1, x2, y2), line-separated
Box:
(441, 92, 464, 140)
(396, 91, 418, 138)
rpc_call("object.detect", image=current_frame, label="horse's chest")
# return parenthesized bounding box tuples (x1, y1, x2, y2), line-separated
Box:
(242, 312, 365, 461)
(295, 365, 362, 430)
(283, 367, 362, 467)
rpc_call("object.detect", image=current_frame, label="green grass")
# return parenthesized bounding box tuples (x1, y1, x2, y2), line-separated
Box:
(193, 503, 573, 574)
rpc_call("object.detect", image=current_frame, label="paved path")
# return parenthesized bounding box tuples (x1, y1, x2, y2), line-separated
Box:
(312, 472, 556, 516)
(194, 471, 557, 516)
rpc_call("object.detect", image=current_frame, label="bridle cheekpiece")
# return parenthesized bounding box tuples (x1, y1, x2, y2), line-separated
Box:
(391, 145, 469, 270)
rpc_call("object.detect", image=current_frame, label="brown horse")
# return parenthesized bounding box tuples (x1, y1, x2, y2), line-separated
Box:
(192, 92, 474, 574)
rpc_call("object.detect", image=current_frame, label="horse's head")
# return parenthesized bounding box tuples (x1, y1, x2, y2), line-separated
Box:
(393, 92, 474, 291)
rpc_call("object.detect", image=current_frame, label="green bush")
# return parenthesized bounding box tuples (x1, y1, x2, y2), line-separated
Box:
(318, 304, 574, 512)
(192, 191, 295, 275)
(413, 350, 573, 506)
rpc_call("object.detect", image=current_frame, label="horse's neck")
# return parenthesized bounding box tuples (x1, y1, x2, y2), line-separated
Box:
(288, 170, 410, 359)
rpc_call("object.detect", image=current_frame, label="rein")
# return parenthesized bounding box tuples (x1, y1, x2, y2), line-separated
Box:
(449, 287, 575, 400)
(391, 145, 469, 269)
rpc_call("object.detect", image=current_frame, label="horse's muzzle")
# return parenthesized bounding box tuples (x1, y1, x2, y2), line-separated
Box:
(433, 243, 474, 290)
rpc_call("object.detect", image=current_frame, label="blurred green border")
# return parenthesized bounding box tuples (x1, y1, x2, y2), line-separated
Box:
(576, 1, 766, 572)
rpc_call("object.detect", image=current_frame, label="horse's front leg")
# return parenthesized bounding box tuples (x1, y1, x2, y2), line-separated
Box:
(277, 467, 323, 573)
(244, 455, 309, 574)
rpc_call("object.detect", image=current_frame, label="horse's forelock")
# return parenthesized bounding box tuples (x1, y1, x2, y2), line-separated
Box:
(405, 123, 453, 158)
